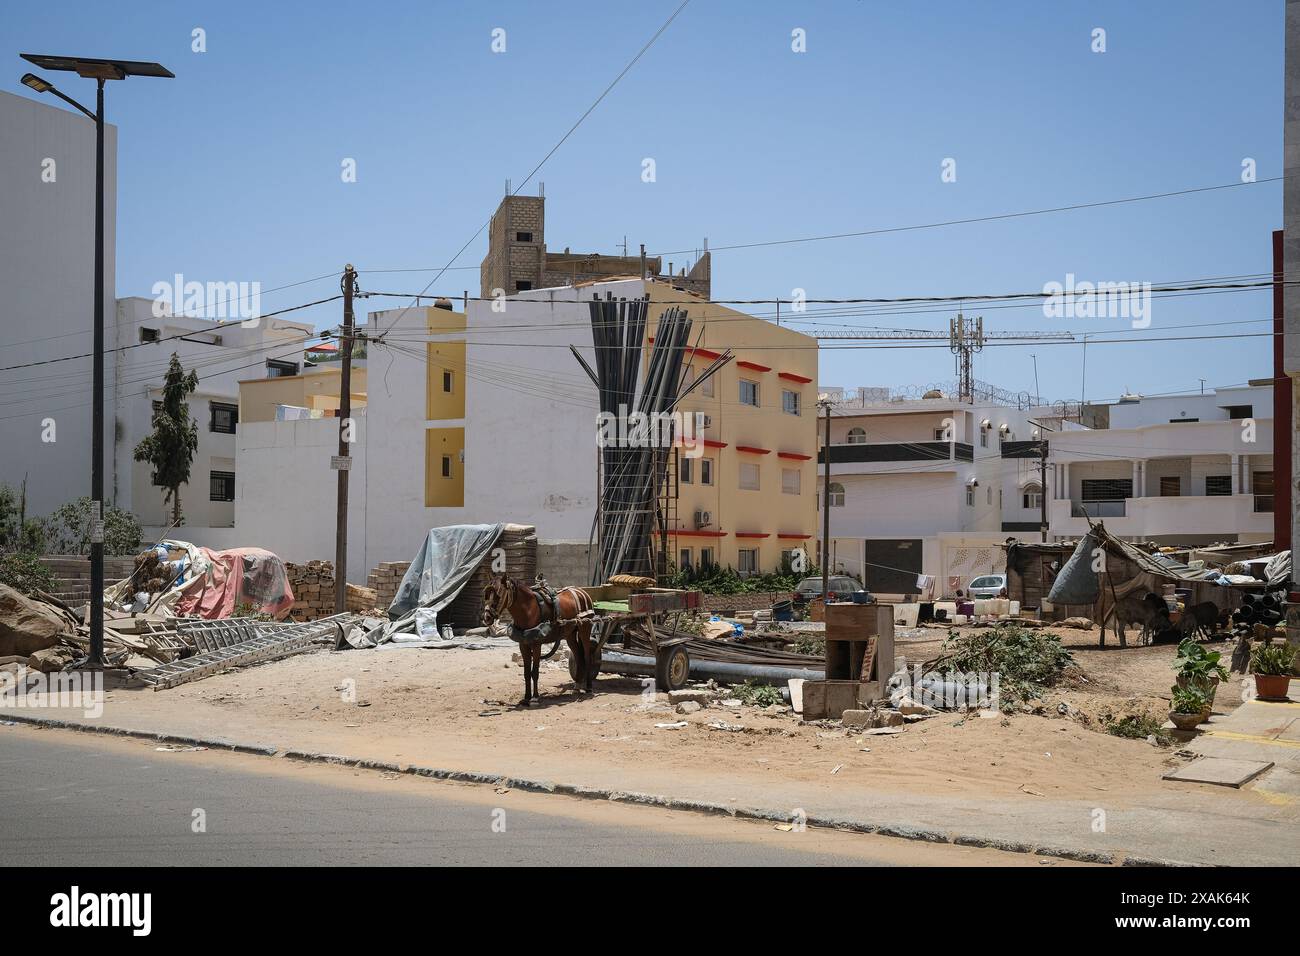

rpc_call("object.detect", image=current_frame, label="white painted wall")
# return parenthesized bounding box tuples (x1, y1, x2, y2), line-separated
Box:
(0, 90, 117, 515)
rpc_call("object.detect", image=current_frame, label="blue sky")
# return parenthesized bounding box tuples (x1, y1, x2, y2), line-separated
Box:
(4, 0, 1283, 404)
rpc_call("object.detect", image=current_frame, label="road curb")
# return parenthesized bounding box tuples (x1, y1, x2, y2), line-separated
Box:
(0, 712, 1205, 867)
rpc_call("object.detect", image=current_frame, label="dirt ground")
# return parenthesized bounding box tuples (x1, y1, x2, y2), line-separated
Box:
(79, 621, 1247, 811)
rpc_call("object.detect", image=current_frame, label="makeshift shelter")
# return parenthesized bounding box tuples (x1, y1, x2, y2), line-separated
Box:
(104, 540, 295, 621)
(1004, 540, 1092, 621)
(1046, 523, 1245, 646)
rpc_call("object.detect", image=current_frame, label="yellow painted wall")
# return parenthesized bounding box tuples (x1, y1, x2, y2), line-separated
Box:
(239, 367, 368, 423)
(424, 306, 469, 507)
(426, 341, 467, 420)
(424, 426, 466, 507)
(644, 284, 819, 574)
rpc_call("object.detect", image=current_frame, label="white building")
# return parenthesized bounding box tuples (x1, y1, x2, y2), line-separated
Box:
(1046, 385, 1274, 545)
(112, 297, 312, 534)
(0, 90, 118, 515)
(818, 383, 1274, 596)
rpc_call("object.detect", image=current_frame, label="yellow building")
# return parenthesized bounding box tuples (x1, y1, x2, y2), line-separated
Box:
(644, 284, 819, 575)
(239, 365, 367, 423)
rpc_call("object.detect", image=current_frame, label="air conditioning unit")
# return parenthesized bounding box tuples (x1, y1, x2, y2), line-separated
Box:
(701, 415, 713, 429)
(694, 509, 713, 529)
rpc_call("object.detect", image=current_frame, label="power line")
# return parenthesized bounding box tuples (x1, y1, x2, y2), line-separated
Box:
(373, 0, 693, 339)
(648, 176, 1288, 258)
(0, 295, 341, 373)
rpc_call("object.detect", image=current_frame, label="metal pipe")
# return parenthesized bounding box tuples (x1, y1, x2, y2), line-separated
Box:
(600, 650, 824, 684)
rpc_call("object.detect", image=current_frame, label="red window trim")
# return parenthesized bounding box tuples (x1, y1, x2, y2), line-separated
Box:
(670, 529, 727, 538)
(776, 451, 812, 460)
(736, 360, 771, 372)
(777, 533, 812, 540)
(735, 445, 771, 455)
(778, 371, 813, 384)
(735, 532, 770, 539)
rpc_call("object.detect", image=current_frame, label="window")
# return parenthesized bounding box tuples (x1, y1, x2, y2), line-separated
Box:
(780, 549, 803, 573)
(209, 402, 238, 434)
(934, 427, 950, 441)
(151, 400, 163, 416)
(700, 547, 715, 569)
(738, 549, 759, 576)
(739, 462, 760, 490)
(679, 456, 693, 484)
(826, 481, 845, 507)
(700, 457, 714, 485)
(442, 370, 454, 393)
(679, 548, 693, 571)
(441, 455, 453, 479)
(210, 471, 235, 502)
(846, 427, 866, 444)
(140, 327, 159, 343)
(1168, 418, 1199, 424)
(1081, 478, 1133, 501)
(1159, 476, 1181, 497)
(739, 379, 760, 407)
(701, 372, 714, 398)
(986, 487, 993, 505)
(515, 231, 533, 243)
(966, 486, 974, 507)
(980, 430, 988, 448)
(1022, 485, 1042, 510)
(782, 468, 801, 495)
(1205, 475, 1232, 497)
(1253, 470, 1274, 512)
(782, 389, 801, 416)
(266, 359, 299, 378)
(1226, 404, 1252, 420)
(515, 280, 532, 292)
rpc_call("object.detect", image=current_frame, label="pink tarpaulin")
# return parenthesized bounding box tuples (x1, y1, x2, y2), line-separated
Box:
(172, 547, 295, 620)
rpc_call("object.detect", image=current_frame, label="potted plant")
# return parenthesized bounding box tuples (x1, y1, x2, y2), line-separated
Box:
(1173, 638, 1229, 710)
(1169, 684, 1209, 731)
(1251, 639, 1297, 700)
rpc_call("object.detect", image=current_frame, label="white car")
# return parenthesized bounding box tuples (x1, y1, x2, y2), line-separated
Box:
(966, 574, 1008, 599)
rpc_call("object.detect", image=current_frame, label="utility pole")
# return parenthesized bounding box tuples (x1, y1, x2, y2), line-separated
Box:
(820, 397, 832, 596)
(1029, 418, 1053, 543)
(334, 265, 358, 613)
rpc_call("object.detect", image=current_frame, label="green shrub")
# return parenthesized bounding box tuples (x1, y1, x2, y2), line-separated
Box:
(1251, 640, 1297, 676)
(40, 497, 142, 556)
(729, 679, 784, 707)
(0, 552, 55, 596)
(927, 625, 1075, 706)
(1105, 713, 1171, 745)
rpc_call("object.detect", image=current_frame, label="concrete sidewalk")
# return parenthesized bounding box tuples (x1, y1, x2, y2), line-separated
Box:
(1181, 679, 1300, 801)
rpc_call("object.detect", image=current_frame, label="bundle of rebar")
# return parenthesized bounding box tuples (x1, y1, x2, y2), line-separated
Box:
(572, 294, 732, 583)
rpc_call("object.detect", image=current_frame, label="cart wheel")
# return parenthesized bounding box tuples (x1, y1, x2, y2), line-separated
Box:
(655, 645, 690, 691)
(568, 645, 603, 683)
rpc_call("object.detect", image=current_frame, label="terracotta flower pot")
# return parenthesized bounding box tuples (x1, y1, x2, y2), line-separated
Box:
(1254, 673, 1292, 701)
(1169, 711, 1202, 731)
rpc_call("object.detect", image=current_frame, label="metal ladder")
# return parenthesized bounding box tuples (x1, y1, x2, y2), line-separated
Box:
(137, 615, 353, 691)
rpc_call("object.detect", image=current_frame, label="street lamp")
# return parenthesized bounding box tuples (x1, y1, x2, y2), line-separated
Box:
(18, 53, 173, 669)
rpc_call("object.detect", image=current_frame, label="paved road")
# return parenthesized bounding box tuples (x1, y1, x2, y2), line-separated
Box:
(0, 729, 995, 866)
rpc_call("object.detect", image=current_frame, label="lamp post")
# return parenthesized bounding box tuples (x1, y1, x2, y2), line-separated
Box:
(19, 54, 173, 668)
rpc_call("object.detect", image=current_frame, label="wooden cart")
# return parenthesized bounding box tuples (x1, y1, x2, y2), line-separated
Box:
(576, 585, 702, 691)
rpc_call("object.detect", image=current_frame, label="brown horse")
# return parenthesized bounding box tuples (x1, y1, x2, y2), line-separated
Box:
(482, 573, 596, 706)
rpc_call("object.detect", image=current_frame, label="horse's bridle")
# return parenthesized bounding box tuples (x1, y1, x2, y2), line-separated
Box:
(482, 576, 515, 626)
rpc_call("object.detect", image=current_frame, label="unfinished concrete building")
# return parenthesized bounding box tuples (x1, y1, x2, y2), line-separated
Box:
(479, 191, 711, 299)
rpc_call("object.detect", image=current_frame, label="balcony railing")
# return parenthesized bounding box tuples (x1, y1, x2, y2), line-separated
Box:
(1071, 499, 1127, 518)
(820, 441, 973, 465)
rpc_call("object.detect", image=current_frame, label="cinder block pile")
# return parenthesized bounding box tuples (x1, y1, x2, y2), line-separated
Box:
(285, 560, 336, 620)
(366, 561, 411, 611)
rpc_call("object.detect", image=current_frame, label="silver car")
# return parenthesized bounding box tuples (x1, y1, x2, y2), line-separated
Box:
(966, 574, 1008, 599)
